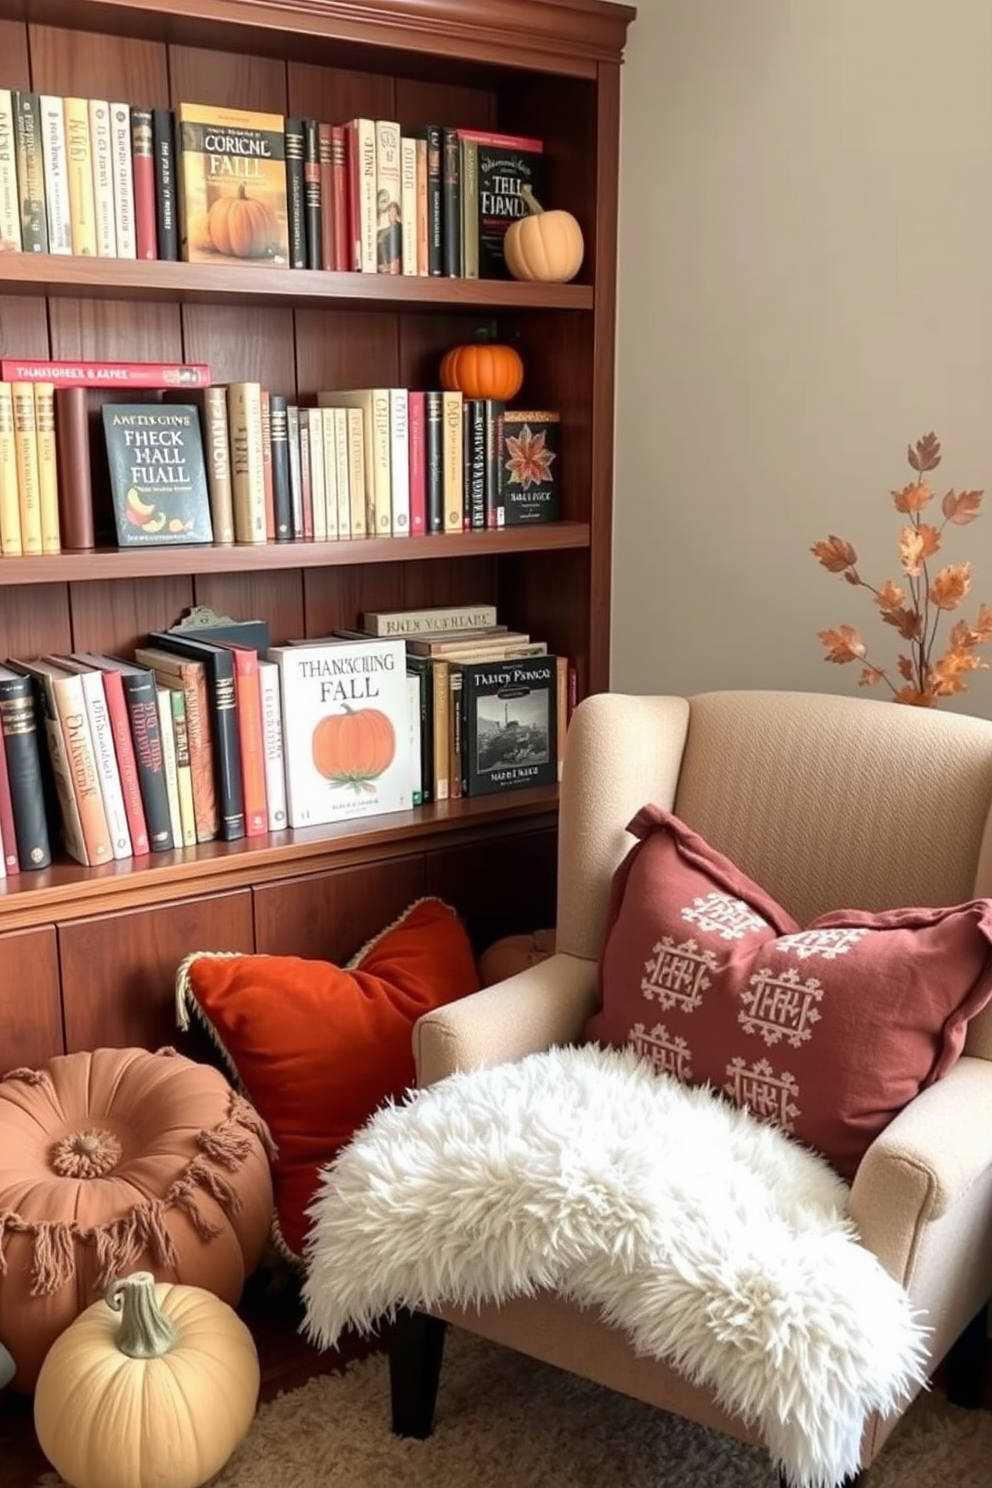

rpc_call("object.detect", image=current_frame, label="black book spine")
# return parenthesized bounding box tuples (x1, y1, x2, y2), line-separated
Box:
(465, 398, 486, 530)
(441, 126, 461, 278)
(13, 92, 48, 253)
(147, 633, 245, 841)
(425, 390, 444, 534)
(119, 669, 174, 851)
(421, 125, 443, 277)
(484, 398, 505, 530)
(268, 394, 293, 541)
(302, 118, 322, 272)
(285, 118, 306, 270)
(0, 673, 53, 870)
(152, 107, 178, 260)
(405, 655, 433, 804)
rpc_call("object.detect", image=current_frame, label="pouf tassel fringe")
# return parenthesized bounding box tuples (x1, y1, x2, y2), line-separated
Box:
(2, 1067, 57, 1100)
(229, 1093, 278, 1162)
(185, 1156, 243, 1216)
(29, 1219, 77, 1295)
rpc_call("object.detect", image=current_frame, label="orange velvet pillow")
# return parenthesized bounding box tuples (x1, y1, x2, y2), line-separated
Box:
(175, 897, 480, 1262)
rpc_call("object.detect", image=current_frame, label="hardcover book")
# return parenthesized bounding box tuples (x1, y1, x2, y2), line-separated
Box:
(102, 402, 213, 546)
(177, 102, 289, 266)
(500, 409, 560, 525)
(268, 636, 413, 828)
(457, 129, 544, 279)
(457, 654, 558, 796)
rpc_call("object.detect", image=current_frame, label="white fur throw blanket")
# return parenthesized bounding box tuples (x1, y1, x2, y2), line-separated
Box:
(302, 1044, 929, 1488)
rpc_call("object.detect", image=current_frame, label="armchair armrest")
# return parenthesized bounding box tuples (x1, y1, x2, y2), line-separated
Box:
(849, 1055, 992, 1284)
(414, 952, 599, 1088)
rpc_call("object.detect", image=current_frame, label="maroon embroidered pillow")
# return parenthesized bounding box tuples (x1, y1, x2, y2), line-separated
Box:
(585, 806, 992, 1179)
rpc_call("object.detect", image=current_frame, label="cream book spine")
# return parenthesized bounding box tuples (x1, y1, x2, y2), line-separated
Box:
(33, 381, 61, 554)
(400, 135, 417, 276)
(227, 381, 267, 544)
(257, 658, 287, 831)
(0, 89, 21, 250)
(318, 406, 339, 540)
(11, 380, 43, 554)
(334, 406, 352, 539)
(87, 99, 117, 257)
(109, 102, 136, 257)
(72, 664, 133, 858)
(0, 384, 22, 555)
(442, 390, 463, 534)
(305, 407, 327, 542)
(63, 95, 98, 256)
(38, 94, 71, 254)
(389, 388, 409, 537)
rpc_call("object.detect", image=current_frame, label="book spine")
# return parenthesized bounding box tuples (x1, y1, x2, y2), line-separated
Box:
(369, 390, 392, 536)
(317, 122, 334, 271)
(17, 669, 89, 864)
(484, 398, 505, 530)
(182, 666, 220, 844)
(13, 92, 48, 252)
(109, 102, 137, 257)
(442, 390, 464, 533)
(63, 96, 98, 256)
(38, 94, 72, 254)
(448, 666, 463, 798)
(306, 407, 326, 542)
(303, 117, 322, 272)
(430, 657, 450, 801)
(155, 685, 183, 848)
(0, 89, 21, 251)
(331, 124, 348, 272)
(332, 406, 351, 538)
(345, 406, 366, 537)
(400, 135, 418, 276)
(152, 107, 178, 260)
(422, 125, 443, 276)
(129, 107, 157, 259)
(0, 383, 23, 556)
(257, 659, 287, 830)
(227, 381, 267, 544)
(11, 380, 42, 555)
(297, 409, 313, 540)
(33, 382, 61, 553)
(285, 117, 306, 270)
(375, 119, 402, 275)
(52, 674, 114, 862)
(201, 386, 235, 544)
(0, 358, 211, 387)
(0, 675, 52, 869)
(407, 390, 426, 536)
(268, 393, 293, 541)
(96, 665, 150, 853)
(54, 386, 95, 551)
(259, 388, 275, 540)
(460, 136, 478, 279)
(147, 635, 245, 842)
(414, 135, 428, 276)
(76, 669, 132, 858)
(389, 388, 410, 536)
(352, 117, 377, 273)
(286, 403, 303, 537)
(405, 654, 433, 803)
(120, 669, 174, 850)
(230, 649, 268, 836)
(441, 126, 461, 277)
(407, 671, 423, 805)
(318, 406, 338, 540)
(425, 389, 444, 534)
(0, 715, 20, 870)
(168, 688, 198, 847)
(87, 99, 117, 257)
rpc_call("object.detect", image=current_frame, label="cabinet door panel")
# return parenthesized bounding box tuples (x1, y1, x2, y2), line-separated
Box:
(0, 926, 61, 1074)
(59, 891, 254, 1053)
(254, 856, 426, 962)
(426, 827, 558, 955)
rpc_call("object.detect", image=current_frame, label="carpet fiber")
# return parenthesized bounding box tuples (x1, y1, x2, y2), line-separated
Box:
(38, 1327, 992, 1488)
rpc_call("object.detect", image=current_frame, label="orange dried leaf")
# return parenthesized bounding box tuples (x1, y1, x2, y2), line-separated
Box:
(907, 432, 941, 474)
(928, 563, 972, 611)
(895, 686, 937, 706)
(897, 655, 915, 681)
(892, 481, 931, 514)
(881, 605, 923, 642)
(874, 578, 905, 612)
(818, 626, 866, 663)
(858, 666, 885, 688)
(899, 527, 927, 576)
(942, 488, 983, 525)
(973, 604, 992, 640)
(811, 536, 857, 572)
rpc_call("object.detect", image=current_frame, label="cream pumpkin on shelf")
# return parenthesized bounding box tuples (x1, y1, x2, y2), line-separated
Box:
(34, 1272, 259, 1488)
(503, 185, 585, 284)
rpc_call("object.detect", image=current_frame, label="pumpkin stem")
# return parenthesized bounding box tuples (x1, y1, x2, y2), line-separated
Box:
(106, 1271, 177, 1359)
(519, 184, 545, 216)
(237, 183, 248, 200)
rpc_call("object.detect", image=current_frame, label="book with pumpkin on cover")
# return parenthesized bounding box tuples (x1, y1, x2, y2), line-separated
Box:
(267, 636, 413, 829)
(176, 103, 289, 266)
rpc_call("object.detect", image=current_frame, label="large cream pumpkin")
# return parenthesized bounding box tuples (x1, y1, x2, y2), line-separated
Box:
(0, 1046, 275, 1393)
(503, 185, 585, 284)
(34, 1272, 259, 1488)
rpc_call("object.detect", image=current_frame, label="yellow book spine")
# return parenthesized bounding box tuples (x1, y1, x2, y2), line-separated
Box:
(0, 383, 23, 555)
(33, 382, 61, 554)
(442, 390, 463, 534)
(63, 96, 98, 256)
(226, 381, 267, 544)
(11, 380, 42, 554)
(345, 406, 366, 538)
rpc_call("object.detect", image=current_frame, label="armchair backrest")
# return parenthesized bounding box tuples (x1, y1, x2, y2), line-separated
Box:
(556, 690, 992, 1057)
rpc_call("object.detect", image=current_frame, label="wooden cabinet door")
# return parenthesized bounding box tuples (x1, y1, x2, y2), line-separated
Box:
(253, 856, 427, 962)
(59, 891, 254, 1053)
(0, 925, 62, 1074)
(426, 827, 558, 956)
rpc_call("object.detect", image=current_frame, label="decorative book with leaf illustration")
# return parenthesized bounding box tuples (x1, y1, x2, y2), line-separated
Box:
(501, 410, 560, 525)
(102, 403, 212, 546)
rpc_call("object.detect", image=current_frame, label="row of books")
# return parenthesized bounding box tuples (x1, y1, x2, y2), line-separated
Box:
(0, 605, 573, 875)
(0, 90, 543, 279)
(0, 368, 560, 556)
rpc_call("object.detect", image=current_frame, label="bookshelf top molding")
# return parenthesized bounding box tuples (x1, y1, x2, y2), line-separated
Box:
(0, 0, 636, 76)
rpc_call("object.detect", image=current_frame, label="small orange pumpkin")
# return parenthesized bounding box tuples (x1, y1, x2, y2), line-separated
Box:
(440, 341, 524, 401)
(313, 706, 396, 791)
(503, 186, 584, 284)
(207, 184, 279, 260)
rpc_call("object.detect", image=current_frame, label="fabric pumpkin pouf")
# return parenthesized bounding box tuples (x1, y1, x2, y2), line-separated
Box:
(0, 1045, 275, 1394)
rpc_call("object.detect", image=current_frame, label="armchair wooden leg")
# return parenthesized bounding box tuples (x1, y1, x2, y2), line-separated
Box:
(944, 1301, 989, 1409)
(387, 1307, 448, 1438)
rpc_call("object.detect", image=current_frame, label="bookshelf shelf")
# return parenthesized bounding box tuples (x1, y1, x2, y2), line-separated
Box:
(0, 255, 594, 311)
(0, 524, 591, 585)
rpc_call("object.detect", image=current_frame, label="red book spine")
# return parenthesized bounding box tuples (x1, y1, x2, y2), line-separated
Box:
(332, 125, 349, 272)
(216, 644, 268, 837)
(408, 390, 426, 537)
(131, 107, 158, 260)
(317, 122, 334, 271)
(1, 359, 211, 388)
(454, 127, 544, 152)
(0, 731, 20, 872)
(99, 667, 151, 855)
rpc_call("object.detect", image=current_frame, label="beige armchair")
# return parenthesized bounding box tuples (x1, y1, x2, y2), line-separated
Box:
(393, 690, 992, 1487)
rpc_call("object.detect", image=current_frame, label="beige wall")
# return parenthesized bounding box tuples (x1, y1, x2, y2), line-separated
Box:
(610, 0, 992, 717)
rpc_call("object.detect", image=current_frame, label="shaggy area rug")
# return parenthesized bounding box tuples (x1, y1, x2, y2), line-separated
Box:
(35, 1327, 992, 1488)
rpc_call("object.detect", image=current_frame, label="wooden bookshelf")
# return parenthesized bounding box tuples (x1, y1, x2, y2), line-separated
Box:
(0, 0, 634, 1068)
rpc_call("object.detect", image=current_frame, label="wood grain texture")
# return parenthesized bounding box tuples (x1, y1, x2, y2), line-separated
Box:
(426, 826, 558, 954)
(27, 21, 168, 101)
(253, 854, 427, 958)
(0, 926, 62, 1073)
